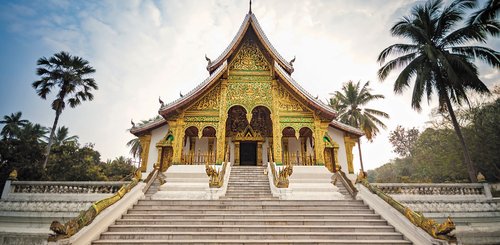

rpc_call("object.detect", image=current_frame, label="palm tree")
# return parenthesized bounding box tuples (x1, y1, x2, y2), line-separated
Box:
(32, 51, 98, 169)
(0, 112, 29, 140)
(467, 0, 499, 25)
(17, 123, 48, 143)
(49, 126, 79, 146)
(377, 0, 499, 182)
(126, 138, 142, 159)
(329, 80, 389, 141)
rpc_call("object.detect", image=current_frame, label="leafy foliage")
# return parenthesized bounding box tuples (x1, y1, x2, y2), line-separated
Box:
(329, 80, 389, 140)
(377, 0, 499, 182)
(389, 126, 420, 157)
(370, 98, 500, 183)
(0, 112, 136, 191)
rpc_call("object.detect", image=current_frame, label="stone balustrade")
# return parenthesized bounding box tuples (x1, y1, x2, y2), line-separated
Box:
(8, 181, 127, 194)
(373, 183, 486, 196)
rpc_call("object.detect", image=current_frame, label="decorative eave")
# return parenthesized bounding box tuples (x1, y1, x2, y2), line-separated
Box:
(274, 61, 336, 121)
(329, 120, 364, 137)
(207, 13, 294, 75)
(130, 118, 167, 136)
(158, 61, 227, 118)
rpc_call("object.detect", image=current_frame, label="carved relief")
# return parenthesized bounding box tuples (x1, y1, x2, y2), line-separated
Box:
(229, 39, 270, 71)
(189, 84, 220, 111)
(226, 82, 272, 110)
(277, 84, 308, 112)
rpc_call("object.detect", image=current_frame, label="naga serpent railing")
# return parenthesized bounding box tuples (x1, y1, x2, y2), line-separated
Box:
(332, 168, 358, 198)
(47, 169, 145, 242)
(205, 144, 230, 188)
(356, 173, 456, 241)
(268, 147, 293, 188)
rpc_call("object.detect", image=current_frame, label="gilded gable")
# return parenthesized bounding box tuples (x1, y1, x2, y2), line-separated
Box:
(187, 84, 221, 111)
(229, 38, 270, 72)
(277, 83, 309, 112)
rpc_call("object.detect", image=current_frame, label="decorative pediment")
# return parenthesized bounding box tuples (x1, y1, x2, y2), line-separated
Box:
(234, 125, 264, 141)
(187, 84, 221, 111)
(229, 38, 270, 72)
(277, 83, 309, 112)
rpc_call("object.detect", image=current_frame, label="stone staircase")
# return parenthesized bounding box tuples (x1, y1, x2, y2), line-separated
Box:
(92, 166, 412, 244)
(221, 166, 276, 200)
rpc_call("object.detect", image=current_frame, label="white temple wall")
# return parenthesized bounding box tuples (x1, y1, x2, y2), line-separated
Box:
(327, 127, 349, 171)
(146, 124, 169, 173)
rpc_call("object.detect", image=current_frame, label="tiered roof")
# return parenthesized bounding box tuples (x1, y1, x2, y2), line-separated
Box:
(131, 10, 364, 137)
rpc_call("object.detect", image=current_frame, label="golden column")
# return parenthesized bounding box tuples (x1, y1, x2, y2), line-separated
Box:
(344, 135, 357, 174)
(216, 79, 228, 163)
(271, 80, 282, 163)
(138, 134, 151, 171)
(313, 121, 328, 165)
(170, 118, 185, 164)
(234, 142, 240, 165)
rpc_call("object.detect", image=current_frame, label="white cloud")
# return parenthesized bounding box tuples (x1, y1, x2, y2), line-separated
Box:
(1, 0, 498, 170)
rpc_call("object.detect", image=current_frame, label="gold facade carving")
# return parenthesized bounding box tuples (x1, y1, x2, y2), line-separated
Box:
(138, 134, 151, 172)
(226, 82, 272, 110)
(344, 135, 357, 174)
(229, 39, 270, 71)
(277, 83, 308, 112)
(189, 84, 221, 111)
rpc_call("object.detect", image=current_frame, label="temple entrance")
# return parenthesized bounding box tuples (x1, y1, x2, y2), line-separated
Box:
(240, 141, 257, 166)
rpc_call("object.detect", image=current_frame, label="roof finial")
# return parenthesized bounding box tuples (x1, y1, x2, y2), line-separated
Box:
(249, 0, 252, 14)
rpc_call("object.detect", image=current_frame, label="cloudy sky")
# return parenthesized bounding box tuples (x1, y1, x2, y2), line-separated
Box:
(0, 0, 498, 170)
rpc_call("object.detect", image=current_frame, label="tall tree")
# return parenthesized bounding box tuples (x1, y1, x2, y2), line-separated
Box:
(0, 112, 29, 140)
(377, 0, 499, 182)
(126, 138, 142, 159)
(467, 0, 499, 25)
(329, 80, 389, 140)
(32, 51, 98, 170)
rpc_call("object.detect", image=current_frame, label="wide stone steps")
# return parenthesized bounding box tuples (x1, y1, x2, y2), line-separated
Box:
(97, 231, 405, 240)
(107, 224, 395, 232)
(121, 213, 383, 220)
(92, 166, 411, 244)
(126, 209, 375, 215)
(115, 218, 390, 226)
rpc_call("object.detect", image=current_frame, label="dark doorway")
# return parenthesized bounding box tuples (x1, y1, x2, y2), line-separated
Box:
(240, 142, 257, 166)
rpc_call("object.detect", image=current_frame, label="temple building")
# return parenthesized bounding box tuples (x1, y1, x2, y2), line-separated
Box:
(130, 9, 364, 178)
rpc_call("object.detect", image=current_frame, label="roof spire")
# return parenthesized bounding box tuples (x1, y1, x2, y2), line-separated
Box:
(249, 0, 252, 14)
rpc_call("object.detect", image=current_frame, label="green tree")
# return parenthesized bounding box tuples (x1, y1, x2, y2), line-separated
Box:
(329, 81, 389, 140)
(103, 156, 136, 181)
(389, 126, 420, 157)
(126, 138, 142, 159)
(32, 51, 98, 170)
(377, 0, 499, 182)
(0, 112, 29, 140)
(49, 126, 79, 146)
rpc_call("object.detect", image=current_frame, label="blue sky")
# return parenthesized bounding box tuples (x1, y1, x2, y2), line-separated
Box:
(0, 0, 498, 170)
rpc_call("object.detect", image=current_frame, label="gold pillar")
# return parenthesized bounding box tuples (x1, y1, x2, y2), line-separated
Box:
(282, 139, 289, 164)
(170, 119, 185, 164)
(234, 141, 240, 165)
(271, 80, 282, 163)
(216, 79, 228, 163)
(208, 137, 215, 163)
(344, 135, 357, 174)
(313, 121, 328, 165)
(257, 142, 263, 166)
(138, 134, 151, 172)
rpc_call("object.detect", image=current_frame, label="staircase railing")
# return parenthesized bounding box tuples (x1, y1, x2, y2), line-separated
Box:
(48, 169, 144, 242)
(205, 144, 230, 188)
(332, 169, 358, 198)
(356, 174, 456, 241)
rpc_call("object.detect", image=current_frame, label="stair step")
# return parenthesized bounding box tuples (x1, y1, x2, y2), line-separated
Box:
(121, 213, 382, 220)
(98, 231, 405, 240)
(115, 218, 389, 226)
(107, 224, 395, 232)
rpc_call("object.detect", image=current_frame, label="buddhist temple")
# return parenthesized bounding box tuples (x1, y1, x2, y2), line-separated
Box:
(130, 7, 364, 178)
